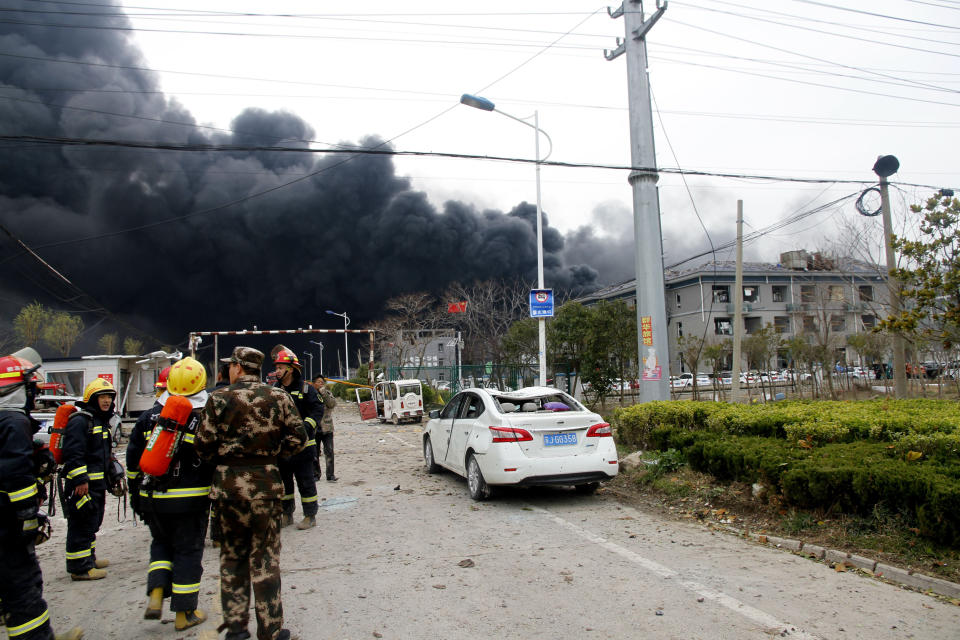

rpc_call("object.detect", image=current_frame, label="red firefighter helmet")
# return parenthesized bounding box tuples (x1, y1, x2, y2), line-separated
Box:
(273, 348, 302, 371)
(0, 355, 41, 390)
(155, 366, 171, 390)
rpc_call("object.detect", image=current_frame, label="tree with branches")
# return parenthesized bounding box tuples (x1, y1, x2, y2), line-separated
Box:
(43, 311, 83, 357)
(13, 302, 50, 348)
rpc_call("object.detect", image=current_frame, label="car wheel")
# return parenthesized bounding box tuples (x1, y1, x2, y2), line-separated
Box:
(466, 453, 491, 501)
(423, 437, 440, 474)
(575, 482, 600, 495)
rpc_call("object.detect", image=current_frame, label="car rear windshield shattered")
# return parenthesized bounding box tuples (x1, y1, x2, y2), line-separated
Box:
(493, 392, 582, 414)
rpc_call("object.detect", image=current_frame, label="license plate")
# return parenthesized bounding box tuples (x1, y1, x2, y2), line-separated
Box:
(543, 432, 577, 447)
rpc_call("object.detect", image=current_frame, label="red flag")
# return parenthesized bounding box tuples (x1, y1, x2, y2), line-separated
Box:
(447, 301, 468, 313)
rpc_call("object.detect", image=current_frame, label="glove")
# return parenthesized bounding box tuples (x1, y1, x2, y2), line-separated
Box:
(129, 480, 141, 516)
(20, 511, 51, 546)
(313, 458, 322, 480)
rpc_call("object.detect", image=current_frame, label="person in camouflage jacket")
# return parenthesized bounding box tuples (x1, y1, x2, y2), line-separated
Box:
(310, 375, 338, 482)
(195, 347, 306, 640)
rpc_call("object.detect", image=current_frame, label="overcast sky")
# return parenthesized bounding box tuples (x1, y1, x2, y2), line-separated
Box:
(121, 0, 960, 270)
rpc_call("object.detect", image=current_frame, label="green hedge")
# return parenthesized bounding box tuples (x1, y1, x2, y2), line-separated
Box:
(614, 399, 960, 457)
(645, 428, 960, 544)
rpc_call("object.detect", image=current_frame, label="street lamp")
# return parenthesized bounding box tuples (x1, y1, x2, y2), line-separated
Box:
(309, 340, 324, 377)
(460, 93, 553, 387)
(303, 352, 313, 380)
(326, 310, 350, 379)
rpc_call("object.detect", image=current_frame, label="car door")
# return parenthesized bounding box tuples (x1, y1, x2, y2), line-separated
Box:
(431, 393, 464, 469)
(447, 392, 485, 474)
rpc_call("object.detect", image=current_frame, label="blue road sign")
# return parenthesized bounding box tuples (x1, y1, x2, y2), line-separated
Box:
(530, 289, 554, 318)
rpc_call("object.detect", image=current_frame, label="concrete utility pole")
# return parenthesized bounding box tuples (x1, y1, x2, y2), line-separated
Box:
(730, 201, 745, 403)
(606, 0, 669, 402)
(874, 155, 907, 398)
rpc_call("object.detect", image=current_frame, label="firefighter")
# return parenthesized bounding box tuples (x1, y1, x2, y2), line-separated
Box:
(127, 357, 212, 631)
(154, 366, 171, 399)
(0, 353, 84, 639)
(273, 347, 323, 529)
(62, 378, 115, 581)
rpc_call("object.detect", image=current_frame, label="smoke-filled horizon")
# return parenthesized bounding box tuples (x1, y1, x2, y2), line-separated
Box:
(0, 0, 643, 347)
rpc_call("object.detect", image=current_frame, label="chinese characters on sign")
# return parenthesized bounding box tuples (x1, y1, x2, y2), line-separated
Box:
(640, 316, 661, 381)
(529, 289, 554, 318)
(641, 316, 654, 346)
(447, 301, 468, 313)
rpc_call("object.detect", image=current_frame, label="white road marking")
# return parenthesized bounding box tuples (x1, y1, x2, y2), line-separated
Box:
(531, 506, 822, 640)
(384, 431, 415, 448)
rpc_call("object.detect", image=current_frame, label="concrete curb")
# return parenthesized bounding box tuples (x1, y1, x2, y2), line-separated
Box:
(741, 529, 960, 600)
(603, 486, 960, 601)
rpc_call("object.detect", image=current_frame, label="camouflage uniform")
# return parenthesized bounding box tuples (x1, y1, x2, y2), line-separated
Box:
(316, 385, 337, 480)
(195, 347, 306, 640)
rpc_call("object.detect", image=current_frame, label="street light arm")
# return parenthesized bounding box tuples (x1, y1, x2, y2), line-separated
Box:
(491, 109, 553, 162)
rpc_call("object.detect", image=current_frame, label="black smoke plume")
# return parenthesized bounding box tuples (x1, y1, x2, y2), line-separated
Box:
(0, 1, 603, 352)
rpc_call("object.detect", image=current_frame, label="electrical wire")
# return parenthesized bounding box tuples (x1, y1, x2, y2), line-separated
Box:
(653, 46, 960, 108)
(679, 0, 960, 51)
(665, 191, 861, 269)
(787, 0, 960, 30)
(672, 3, 960, 94)
(652, 87, 719, 378)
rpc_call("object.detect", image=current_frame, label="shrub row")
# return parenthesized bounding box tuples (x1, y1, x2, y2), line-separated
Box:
(648, 428, 960, 545)
(614, 399, 960, 458)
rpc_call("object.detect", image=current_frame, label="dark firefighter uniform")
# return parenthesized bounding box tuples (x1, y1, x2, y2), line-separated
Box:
(1, 352, 82, 640)
(196, 346, 305, 640)
(276, 375, 323, 525)
(126, 385, 213, 622)
(1, 402, 51, 639)
(62, 379, 115, 578)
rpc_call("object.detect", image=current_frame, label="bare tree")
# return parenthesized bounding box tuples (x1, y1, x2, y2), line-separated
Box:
(677, 334, 706, 399)
(443, 278, 531, 375)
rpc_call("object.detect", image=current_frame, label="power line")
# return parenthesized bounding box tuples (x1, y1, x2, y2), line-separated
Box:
(673, 2, 960, 94)
(2, 132, 948, 256)
(681, 0, 960, 50)
(665, 191, 860, 269)
(652, 41, 960, 108)
(787, 0, 960, 30)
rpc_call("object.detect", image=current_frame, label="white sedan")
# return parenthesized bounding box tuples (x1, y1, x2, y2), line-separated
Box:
(422, 387, 619, 500)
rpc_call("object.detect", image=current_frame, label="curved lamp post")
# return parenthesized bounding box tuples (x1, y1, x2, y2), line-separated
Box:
(309, 340, 324, 377)
(460, 93, 553, 387)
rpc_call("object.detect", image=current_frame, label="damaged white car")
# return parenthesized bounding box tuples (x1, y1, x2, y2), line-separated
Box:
(422, 386, 619, 500)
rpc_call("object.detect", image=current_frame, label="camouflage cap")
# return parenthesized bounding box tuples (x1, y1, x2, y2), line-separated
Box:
(226, 346, 264, 370)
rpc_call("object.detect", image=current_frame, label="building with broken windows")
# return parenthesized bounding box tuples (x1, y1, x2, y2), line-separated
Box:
(576, 251, 890, 374)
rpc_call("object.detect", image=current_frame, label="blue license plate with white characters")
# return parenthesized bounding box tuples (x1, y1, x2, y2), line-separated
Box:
(543, 432, 577, 447)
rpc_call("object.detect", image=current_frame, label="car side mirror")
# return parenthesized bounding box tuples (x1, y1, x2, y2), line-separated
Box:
(429, 410, 440, 419)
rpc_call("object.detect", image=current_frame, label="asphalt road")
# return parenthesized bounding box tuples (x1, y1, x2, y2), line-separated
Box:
(33, 405, 960, 640)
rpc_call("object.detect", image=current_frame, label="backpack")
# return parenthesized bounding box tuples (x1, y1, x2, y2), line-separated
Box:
(49, 403, 77, 464)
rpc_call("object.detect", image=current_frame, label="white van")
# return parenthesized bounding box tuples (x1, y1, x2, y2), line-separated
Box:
(375, 379, 424, 424)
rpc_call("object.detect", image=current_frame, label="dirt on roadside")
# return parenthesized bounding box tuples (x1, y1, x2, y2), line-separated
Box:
(604, 464, 960, 588)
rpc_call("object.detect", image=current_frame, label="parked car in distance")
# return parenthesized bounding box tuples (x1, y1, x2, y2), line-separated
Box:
(671, 373, 693, 389)
(422, 386, 618, 500)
